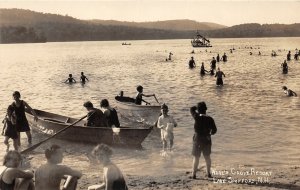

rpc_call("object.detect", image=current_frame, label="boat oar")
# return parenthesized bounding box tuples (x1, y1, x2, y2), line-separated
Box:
(21, 115, 87, 154)
(154, 95, 160, 105)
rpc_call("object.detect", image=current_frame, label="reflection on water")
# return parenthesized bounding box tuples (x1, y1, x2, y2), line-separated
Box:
(0, 38, 299, 176)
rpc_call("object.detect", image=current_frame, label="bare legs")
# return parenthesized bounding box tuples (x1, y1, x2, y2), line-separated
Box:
(192, 154, 212, 179)
(17, 131, 32, 146)
(4, 137, 19, 151)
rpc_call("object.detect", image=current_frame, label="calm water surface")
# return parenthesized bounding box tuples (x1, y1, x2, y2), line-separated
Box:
(0, 38, 299, 177)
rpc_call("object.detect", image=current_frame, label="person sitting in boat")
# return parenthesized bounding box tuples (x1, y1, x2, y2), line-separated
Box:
(88, 144, 128, 190)
(200, 62, 208, 76)
(80, 72, 89, 84)
(100, 99, 120, 128)
(135, 85, 155, 105)
(0, 150, 34, 190)
(189, 57, 196, 69)
(282, 86, 297, 97)
(65, 74, 76, 83)
(35, 144, 82, 190)
(281, 60, 288, 74)
(83, 101, 106, 127)
(215, 67, 226, 86)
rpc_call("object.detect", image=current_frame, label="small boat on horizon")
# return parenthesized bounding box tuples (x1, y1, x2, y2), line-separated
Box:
(191, 31, 212, 48)
(122, 42, 131, 45)
(26, 109, 152, 147)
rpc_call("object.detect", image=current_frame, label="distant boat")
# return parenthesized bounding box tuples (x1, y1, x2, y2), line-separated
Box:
(191, 31, 212, 48)
(122, 42, 131, 45)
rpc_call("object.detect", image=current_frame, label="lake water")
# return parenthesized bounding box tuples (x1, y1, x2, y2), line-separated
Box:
(0, 38, 299, 177)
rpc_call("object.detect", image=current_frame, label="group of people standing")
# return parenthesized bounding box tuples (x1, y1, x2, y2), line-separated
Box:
(188, 55, 226, 86)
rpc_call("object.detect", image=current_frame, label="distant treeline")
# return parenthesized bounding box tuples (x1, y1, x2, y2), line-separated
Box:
(0, 26, 46, 43)
(1, 9, 300, 43)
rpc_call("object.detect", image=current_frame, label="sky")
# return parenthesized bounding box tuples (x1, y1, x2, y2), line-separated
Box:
(0, 0, 299, 26)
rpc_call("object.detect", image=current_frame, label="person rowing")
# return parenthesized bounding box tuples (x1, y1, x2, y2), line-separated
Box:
(135, 85, 155, 105)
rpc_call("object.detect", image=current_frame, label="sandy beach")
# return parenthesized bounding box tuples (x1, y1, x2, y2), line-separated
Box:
(77, 165, 300, 190)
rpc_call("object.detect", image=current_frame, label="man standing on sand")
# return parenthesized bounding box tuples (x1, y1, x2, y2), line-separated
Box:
(190, 102, 217, 179)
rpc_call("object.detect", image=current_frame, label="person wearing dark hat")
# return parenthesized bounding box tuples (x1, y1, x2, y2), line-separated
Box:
(189, 57, 196, 69)
(190, 102, 217, 179)
(83, 101, 106, 127)
(282, 86, 297, 97)
(135, 85, 155, 105)
(157, 104, 177, 151)
(100, 99, 120, 128)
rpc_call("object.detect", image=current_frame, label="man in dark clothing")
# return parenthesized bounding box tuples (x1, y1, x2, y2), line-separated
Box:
(189, 57, 196, 69)
(190, 102, 217, 179)
(83, 101, 106, 127)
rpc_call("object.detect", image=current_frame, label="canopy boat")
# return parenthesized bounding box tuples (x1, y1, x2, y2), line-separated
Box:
(25, 109, 152, 147)
(191, 31, 212, 48)
(115, 96, 161, 125)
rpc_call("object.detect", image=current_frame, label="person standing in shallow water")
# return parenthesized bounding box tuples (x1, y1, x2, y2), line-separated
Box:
(157, 104, 177, 151)
(190, 102, 217, 180)
(216, 54, 220, 62)
(281, 60, 288, 74)
(215, 67, 225, 86)
(80, 72, 89, 84)
(189, 57, 196, 69)
(11, 91, 38, 146)
(65, 74, 76, 83)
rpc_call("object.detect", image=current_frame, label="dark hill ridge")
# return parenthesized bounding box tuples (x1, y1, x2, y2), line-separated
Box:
(0, 8, 300, 43)
(88, 19, 227, 31)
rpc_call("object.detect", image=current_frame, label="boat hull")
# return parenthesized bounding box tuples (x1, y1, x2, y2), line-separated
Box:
(26, 109, 152, 147)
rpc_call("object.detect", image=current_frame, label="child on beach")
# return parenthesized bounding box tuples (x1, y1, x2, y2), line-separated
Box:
(157, 104, 177, 151)
(2, 105, 19, 151)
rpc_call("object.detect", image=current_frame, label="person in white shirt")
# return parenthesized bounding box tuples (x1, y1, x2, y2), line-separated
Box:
(157, 104, 177, 151)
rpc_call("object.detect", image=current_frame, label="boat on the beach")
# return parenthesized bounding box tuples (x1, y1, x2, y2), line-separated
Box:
(122, 42, 131, 45)
(115, 96, 161, 125)
(191, 31, 212, 48)
(25, 109, 152, 147)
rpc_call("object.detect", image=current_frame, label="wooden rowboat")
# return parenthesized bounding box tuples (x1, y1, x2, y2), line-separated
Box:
(25, 109, 152, 147)
(115, 96, 161, 125)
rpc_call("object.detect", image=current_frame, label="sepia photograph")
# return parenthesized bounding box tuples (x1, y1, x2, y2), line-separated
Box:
(0, 0, 299, 189)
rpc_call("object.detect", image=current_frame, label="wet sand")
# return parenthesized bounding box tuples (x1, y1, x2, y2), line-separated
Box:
(77, 166, 300, 190)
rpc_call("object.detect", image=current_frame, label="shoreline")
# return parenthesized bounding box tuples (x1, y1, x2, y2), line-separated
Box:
(77, 166, 300, 190)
